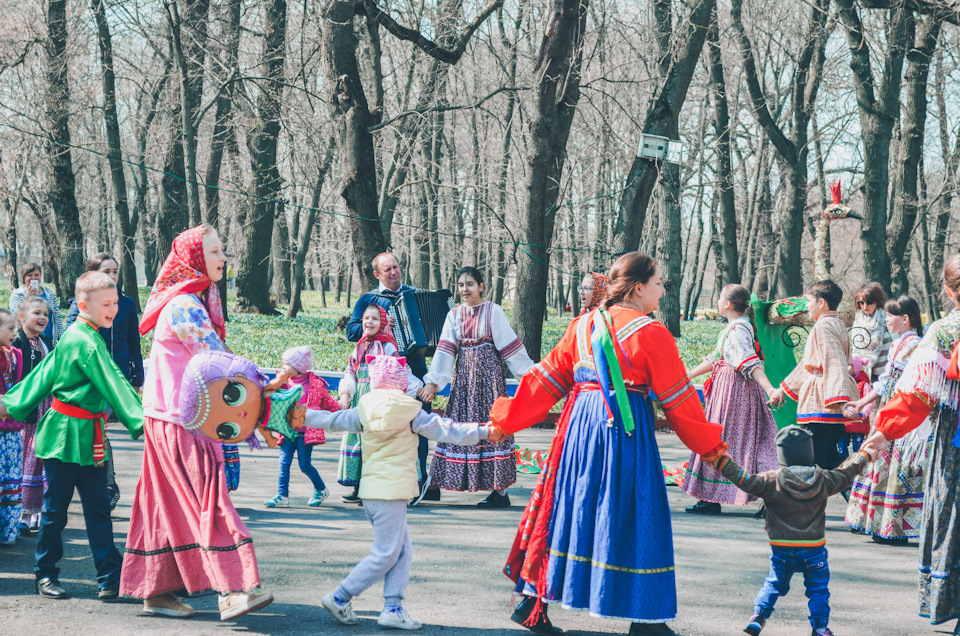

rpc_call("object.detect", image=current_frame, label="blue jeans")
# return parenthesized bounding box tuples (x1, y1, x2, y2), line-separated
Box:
(35, 459, 122, 589)
(278, 435, 326, 497)
(754, 545, 830, 630)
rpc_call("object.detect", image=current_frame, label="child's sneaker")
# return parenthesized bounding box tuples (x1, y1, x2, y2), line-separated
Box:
(378, 607, 422, 631)
(263, 494, 289, 508)
(811, 629, 833, 636)
(745, 614, 766, 635)
(321, 591, 358, 625)
(308, 488, 330, 507)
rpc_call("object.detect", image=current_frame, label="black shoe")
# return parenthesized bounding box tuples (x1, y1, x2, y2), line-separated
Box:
(341, 487, 361, 504)
(19, 521, 31, 536)
(36, 577, 68, 599)
(420, 488, 441, 502)
(872, 535, 910, 546)
(753, 505, 766, 520)
(478, 491, 510, 508)
(629, 623, 677, 635)
(107, 484, 120, 511)
(511, 596, 563, 635)
(684, 501, 721, 515)
(98, 587, 120, 600)
(954, 618, 960, 636)
(744, 613, 766, 635)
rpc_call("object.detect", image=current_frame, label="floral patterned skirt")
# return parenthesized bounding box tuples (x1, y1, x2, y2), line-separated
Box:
(0, 430, 23, 544)
(430, 342, 515, 491)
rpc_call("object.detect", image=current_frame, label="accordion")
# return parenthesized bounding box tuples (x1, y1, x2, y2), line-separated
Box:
(383, 289, 455, 357)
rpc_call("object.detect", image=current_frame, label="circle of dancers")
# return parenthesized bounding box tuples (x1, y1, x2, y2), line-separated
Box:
(1, 225, 958, 636)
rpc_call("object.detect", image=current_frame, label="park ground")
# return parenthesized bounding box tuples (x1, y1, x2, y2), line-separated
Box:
(0, 426, 942, 636)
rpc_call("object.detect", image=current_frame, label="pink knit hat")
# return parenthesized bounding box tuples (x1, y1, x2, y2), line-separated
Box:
(367, 355, 408, 392)
(282, 346, 313, 375)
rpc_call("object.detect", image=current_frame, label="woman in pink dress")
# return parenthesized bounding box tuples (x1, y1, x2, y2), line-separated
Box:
(120, 225, 273, 620)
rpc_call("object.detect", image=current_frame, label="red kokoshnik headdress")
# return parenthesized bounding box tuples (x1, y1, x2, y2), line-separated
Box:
(139, 225, 226, 341)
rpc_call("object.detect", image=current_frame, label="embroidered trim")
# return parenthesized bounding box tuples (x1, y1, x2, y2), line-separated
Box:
(616, 315, 654, 341)
(500, 337, 524, 359)
(124, 537, 254, 557)
(548, 549, 675, 575)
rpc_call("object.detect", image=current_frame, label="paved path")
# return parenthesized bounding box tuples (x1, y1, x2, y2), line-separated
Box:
(0, 426, 943, 635)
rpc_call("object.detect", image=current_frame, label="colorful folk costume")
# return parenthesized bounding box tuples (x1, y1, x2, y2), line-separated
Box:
(491, 306, 723, 627)
(683, 317, 779, 505)
(12, 330, 52, 524)
(873, 308, 960, 625)
(0, 346, 24, 545)
(780, 311, 858, 469)
(578, 272, 608, 316)
(121, 226, 263, 601)
(852, 307, 893, 381)
(425, 301, 533, 492)
(846, 330, 927, 539)
(337, 305, 421, 487)
(2, 317, 143, 591)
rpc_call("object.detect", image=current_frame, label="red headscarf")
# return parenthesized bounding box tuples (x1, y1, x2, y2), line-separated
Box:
(578, 272, 608, 316)
(139, 225, 226, 340)
(354, 303, 398, 371)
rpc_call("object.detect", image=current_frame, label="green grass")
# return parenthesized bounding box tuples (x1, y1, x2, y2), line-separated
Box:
(3, 285, 724, 370)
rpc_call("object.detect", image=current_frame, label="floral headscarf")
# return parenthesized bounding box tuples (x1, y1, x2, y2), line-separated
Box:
(579, 272, 608, 316)
(355, 303, 399, 371)
(139, 225, 225, 341)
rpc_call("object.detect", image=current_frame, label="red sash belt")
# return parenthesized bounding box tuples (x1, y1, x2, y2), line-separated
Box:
(52, 398, 107, 467)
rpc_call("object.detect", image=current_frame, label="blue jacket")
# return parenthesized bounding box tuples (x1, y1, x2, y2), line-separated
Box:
(346, 285, 427, 379)
(65, 293, 144, 387)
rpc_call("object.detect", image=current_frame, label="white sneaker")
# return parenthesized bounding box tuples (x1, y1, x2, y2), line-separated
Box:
(264, 494, 289, 508)
(378, 608, 422, 630)
(308, 488, 330, 507)
(321, 591, 358, 625)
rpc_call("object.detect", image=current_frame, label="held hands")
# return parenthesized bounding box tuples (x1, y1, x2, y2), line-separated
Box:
(859, 445, 879, 462)
(767, 388, 785, 409)
(417, 383, 439, 403)
(861, 430, 889, 454)
(287, 402, 307, 431)
(842, 403, 861, 421)
(338, 394, 352, 410)
(486, 422, 504, 443)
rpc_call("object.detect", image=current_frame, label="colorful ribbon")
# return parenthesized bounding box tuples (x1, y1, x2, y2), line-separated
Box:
(590, 307, 636, 435)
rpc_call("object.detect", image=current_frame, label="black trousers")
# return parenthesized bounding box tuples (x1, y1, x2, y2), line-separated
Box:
(34, 459, 122, 589)
(805, 423, 844, 470)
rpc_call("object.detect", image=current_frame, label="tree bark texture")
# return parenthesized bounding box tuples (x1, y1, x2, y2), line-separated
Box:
(511, 0, 590, 360)
(237, 0, 286, 314)
(45, 0, 84, 305)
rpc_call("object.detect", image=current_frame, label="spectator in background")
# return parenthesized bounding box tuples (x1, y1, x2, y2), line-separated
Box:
(9, 263, 63, 345)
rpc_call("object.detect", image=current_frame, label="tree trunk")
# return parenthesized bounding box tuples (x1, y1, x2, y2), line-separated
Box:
(887, 14, 940, 295)
(706, 4, 739, 286)
(321, 2, 388, 291)
(90, 0, 139, 308)
(45, 0, 84, 305)
(237, 0, 286, 314)
(511, 0, 590, 360)
(835, 0, 910, 290)
(288, 136, 336, 318)
(612, 0, 714, 254)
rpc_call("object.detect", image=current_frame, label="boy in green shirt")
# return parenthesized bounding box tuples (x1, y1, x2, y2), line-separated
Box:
(0, 271, 143, 600)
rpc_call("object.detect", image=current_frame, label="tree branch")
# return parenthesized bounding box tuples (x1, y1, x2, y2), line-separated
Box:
(369, 85, 531, 132)
(860, 0, 958, 24)
(360, 0, 503, 65)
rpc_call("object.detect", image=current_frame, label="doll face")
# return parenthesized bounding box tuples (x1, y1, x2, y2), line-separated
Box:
(198, 376, 264, 443)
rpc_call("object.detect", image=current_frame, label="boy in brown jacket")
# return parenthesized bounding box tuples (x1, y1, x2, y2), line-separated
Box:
(711, 425, 875, 636)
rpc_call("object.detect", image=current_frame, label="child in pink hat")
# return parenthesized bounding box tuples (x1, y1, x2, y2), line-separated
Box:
(263, 346, 339, 508)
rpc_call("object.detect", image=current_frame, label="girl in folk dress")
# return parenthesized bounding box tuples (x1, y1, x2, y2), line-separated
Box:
(336, 303, 422, 503)
(0, 309, 24, 546)
(863, 255, 960, 632)
(121, 225, 272, 620)
(683, 284, 781, 515)
(418, 267, 534, 508)
(577, 272, 607, 316)
(851, 282, 894, 381)
(845, 296, 927, 544)
(12, 296, 52, 535)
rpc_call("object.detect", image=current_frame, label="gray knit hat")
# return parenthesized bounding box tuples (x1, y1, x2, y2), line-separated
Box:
(776, 425, 814, 467)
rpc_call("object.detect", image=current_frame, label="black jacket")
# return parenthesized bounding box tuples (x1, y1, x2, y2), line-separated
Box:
(65, 293, 144, 386)
(12, 330, 54, 424)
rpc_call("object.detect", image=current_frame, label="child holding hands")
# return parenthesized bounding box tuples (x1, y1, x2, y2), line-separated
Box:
(0, 308, 24, 547)
(263, 346, 337, 508)
(0, 272, 143, 600)
(299, 354, 497, 631)
(711, 426, 875, 636)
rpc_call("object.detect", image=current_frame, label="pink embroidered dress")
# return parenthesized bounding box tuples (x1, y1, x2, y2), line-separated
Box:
(120, 293, 260, 598)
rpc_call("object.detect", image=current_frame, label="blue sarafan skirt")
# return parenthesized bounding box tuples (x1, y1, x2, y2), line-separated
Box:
(542, 380, 676, 622)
